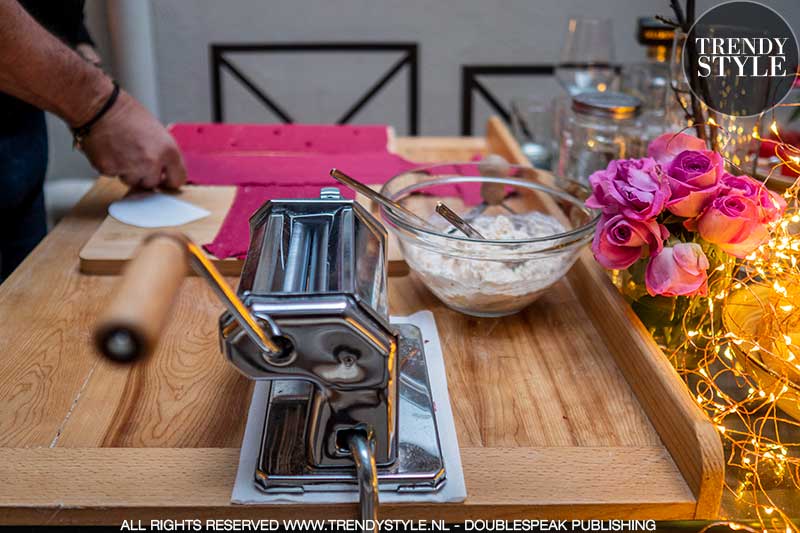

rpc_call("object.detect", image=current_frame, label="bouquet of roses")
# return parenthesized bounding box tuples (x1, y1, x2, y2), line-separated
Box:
(586, 132, 787, 297)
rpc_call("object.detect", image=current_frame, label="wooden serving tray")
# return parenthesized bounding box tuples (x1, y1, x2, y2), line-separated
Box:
(0, 119, 723, 523)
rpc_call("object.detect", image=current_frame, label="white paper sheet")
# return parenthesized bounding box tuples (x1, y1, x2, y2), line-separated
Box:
(231, 310, 466, 505)
(108, 192, 210, 228)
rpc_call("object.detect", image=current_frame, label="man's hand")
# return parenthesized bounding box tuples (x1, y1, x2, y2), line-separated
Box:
(0, 1, 187, 190)
(80, 90, 187, 189)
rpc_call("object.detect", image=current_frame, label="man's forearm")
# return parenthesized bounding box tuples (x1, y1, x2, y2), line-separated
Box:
(0, 0, 113, 127)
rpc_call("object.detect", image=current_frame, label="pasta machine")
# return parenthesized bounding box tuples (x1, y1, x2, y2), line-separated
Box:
(94, 186, 447, 522)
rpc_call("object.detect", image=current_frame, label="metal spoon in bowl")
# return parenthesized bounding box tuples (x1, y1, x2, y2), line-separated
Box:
(330, 168, 484, 239)
(435, 202, 486, 239)
(329, 168, 434, 229)
(445, 155, 517, 235)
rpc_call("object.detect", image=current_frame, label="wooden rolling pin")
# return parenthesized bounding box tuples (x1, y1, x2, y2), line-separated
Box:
(94, 232, 285, 363)
(94, 233, 189, 362)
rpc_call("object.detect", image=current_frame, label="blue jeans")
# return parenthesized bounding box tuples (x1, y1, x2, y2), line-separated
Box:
(0, 102, 48, 282)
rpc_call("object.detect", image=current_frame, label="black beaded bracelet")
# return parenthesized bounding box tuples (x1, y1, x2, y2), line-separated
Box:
(72, 81, 120, 149)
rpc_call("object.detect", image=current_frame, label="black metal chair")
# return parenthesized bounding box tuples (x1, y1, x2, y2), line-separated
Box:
(210, 42, 419, 134)
(460, 64, 556, 136)
(460, 63, 624, 135)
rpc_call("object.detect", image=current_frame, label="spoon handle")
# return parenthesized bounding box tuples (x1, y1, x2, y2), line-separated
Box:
(330, 168, 433, 228)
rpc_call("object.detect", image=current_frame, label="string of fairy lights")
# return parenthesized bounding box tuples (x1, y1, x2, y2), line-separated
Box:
(661, 111, 800, 532)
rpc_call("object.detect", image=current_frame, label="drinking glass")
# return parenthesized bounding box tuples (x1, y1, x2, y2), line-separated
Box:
(510, 96, 553, 169)
(555, 17, 616, 96)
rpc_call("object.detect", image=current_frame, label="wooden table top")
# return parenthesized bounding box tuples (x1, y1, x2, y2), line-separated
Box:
(0, 136, 715, 524)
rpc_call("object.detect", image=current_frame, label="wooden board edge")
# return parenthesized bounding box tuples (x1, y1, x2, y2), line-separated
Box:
(78, 256, 122, 276)
(0, 503, 697, 525)
(0, 446, 696, 523)
(80, 253, 409, 277)
(483, 115, 725, 519)
(79, 255, 244, 277)
(568, 253, 725, 519)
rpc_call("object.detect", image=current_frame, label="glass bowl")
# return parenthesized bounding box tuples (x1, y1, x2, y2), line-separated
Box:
(379, 162, 599, 317)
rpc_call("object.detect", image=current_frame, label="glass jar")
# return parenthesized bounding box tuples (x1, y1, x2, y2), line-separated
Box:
(557, 91, 644, 184)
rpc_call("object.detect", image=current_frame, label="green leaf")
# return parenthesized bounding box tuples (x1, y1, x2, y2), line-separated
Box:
(631, 294, 679, 325)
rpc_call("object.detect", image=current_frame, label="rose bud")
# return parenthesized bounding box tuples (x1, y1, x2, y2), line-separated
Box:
(645, 243, 709, 297)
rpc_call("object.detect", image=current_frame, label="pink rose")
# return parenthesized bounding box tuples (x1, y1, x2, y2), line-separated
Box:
(720, 173, 760, 197)
(592, 214, 669, 270)
(645, 243, 709, 297)
(663, 150, 724, 217)
(586, 157, 670, 220)
(647, 132, 707, 166)
(695, 195, 769, 258)
(721, 173, 786, 223)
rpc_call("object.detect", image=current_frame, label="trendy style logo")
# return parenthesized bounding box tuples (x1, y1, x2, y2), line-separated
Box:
(695, 37, 790, 78)
(682, 0, 798, 116)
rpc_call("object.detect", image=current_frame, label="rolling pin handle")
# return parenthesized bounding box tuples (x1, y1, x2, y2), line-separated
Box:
(94, 232, 291, 363)
(94, 232, 189, 362)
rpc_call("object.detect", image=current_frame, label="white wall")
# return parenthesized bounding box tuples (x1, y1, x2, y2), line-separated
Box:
(45, 0, 800, 180)
(153, 0, 667, 133)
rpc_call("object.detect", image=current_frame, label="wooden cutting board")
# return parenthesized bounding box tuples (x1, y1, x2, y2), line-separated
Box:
(79, 185, 409, 276)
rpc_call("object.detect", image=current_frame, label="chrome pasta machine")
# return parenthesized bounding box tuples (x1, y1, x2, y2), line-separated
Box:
(94, 186, 446, 521)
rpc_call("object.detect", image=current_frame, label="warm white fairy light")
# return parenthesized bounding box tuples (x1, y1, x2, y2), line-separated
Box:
(658, 121, 800, 532)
